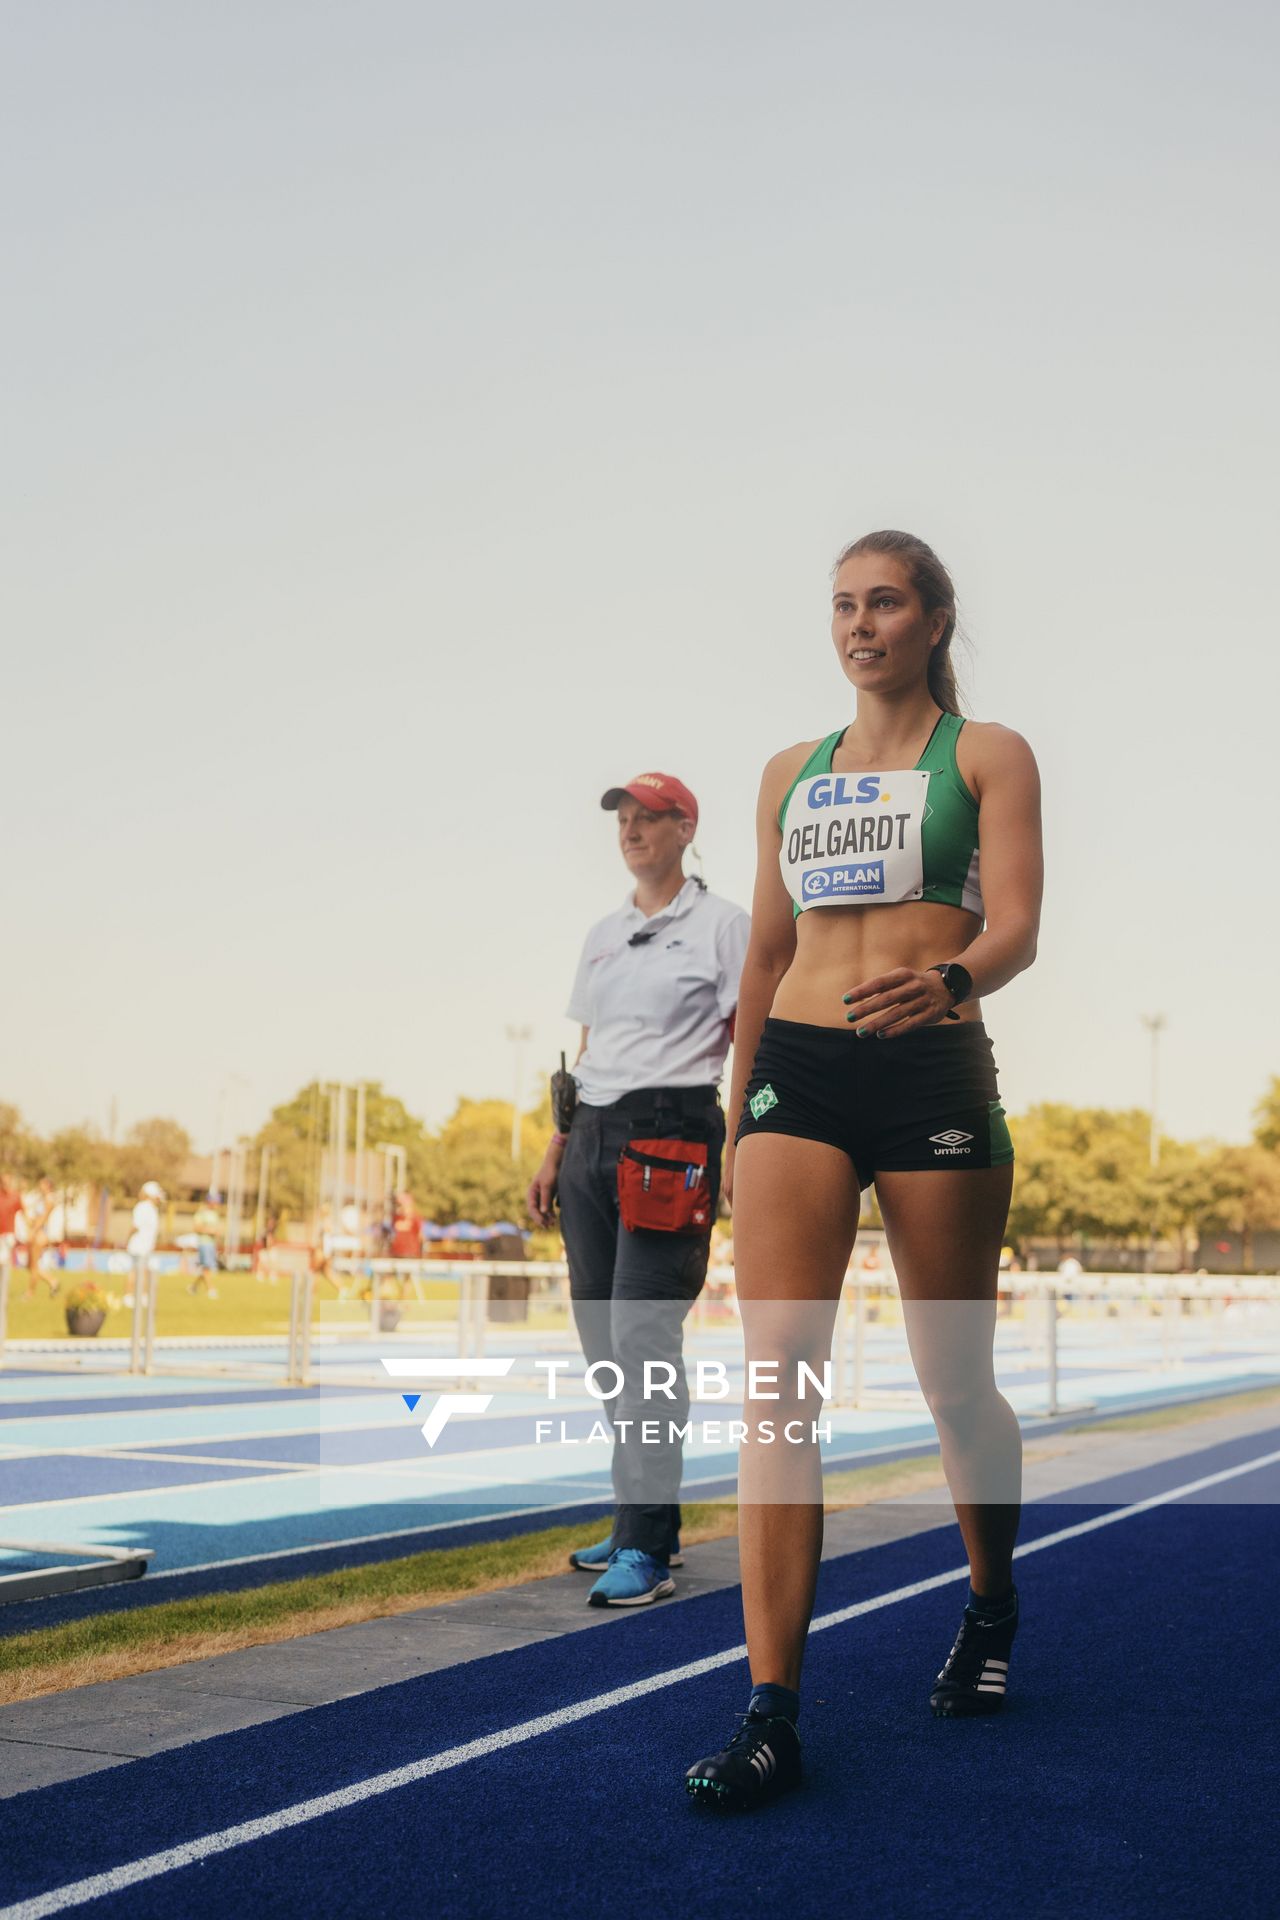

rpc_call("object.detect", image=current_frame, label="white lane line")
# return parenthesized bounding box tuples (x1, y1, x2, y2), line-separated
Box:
(19, 1449, 330, 1474)
(2, 1444, 1276, 1920)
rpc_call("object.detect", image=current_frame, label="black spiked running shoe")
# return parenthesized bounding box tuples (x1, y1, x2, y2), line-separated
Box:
(930, 1586, 1019, 1718)
(685, 1712, 802, 1811)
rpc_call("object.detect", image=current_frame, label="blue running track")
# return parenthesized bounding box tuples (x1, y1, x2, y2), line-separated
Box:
(0, 1431, 1276, 1919)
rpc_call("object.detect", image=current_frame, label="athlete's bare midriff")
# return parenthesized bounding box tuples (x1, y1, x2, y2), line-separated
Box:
(769, 899, 985, 1030)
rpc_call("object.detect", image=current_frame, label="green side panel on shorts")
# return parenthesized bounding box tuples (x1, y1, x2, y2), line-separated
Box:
(988, 1098, 1014, 1166)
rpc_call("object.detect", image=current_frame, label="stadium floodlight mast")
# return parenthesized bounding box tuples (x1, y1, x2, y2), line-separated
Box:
(1140, 1013, 1167, 1168)
(211, 1072, 250, 1201)
(506, 1024, 533, 1163)
(253, 1144, 271, 1248)
(321, 1083, 382, 1236)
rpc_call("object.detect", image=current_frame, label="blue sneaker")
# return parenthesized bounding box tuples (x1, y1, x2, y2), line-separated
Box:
(571, 1534, 682, 1572)
(587, 1548, 676, 1608)
(568, 1535, 614, 1571)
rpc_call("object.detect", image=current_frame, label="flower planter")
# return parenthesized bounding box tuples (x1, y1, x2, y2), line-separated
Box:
(66, 1308, 106, 1338)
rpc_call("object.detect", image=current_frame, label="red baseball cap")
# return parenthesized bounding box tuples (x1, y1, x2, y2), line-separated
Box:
(600, 771, 699, 831)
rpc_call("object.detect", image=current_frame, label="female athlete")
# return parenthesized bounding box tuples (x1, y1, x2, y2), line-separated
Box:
(685, 529, 1043, 1809)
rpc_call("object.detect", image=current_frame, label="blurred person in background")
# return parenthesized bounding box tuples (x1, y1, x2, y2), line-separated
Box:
(0, 1173, 25, 1284)
(391, 1192, 424, 1261)
(186, 1194, 221, 1296)
(21, 1176, 57, 1300)
(124, 1180, 165, 1306)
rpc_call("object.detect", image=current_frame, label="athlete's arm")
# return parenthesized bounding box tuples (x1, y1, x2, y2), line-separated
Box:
(722, 747, 807, 1195)
(845, 724, 1042, 1036)
(947, 721, 1043, 996)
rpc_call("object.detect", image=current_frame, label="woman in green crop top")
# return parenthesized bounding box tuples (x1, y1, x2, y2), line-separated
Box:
(685, 530, 1044, 1811)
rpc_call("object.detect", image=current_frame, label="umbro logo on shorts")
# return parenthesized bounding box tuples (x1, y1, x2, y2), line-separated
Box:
(929, 1128, 974, 1152)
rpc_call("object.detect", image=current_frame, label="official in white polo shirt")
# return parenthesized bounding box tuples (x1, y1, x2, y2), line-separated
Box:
(528, 771, 750, 1607)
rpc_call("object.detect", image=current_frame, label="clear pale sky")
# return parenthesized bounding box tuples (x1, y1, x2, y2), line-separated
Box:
(5, 0, 1277, 1153)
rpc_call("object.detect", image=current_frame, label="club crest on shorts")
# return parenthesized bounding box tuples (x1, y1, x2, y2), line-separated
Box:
(749, 1084, 779, 1121)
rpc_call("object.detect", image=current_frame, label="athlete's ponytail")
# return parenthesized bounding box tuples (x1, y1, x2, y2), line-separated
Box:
(833, 530, 964, 716)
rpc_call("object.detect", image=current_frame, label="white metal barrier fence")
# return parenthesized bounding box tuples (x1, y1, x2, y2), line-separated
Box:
(2, 1260, 1277, 1413)
(313, 1261, 1280, 1413)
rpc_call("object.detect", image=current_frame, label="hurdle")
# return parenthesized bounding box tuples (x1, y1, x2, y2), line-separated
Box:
(0, 1538, 152, 1606)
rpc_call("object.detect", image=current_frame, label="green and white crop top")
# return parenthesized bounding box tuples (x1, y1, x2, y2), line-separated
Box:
(778, 711, 983, 918)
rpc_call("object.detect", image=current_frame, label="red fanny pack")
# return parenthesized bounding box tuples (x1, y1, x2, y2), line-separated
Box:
(617, 1138, 712, 1234)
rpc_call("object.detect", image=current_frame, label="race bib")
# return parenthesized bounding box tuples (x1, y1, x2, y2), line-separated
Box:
(780, 768, 930, 909)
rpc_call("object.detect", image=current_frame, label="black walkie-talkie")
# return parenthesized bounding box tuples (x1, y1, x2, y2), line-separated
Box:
(550, 1051, 578, 1132)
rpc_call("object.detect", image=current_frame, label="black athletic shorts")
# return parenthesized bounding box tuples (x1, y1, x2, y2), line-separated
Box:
(735, 1016, 1015, 1190)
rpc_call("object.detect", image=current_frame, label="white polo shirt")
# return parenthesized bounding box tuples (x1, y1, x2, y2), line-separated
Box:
(566, 878, 751, 1107)
(127, 1199, 160, 1258)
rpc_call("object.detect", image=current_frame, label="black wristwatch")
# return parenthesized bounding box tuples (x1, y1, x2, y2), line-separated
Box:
(929, 962, 973, 1008)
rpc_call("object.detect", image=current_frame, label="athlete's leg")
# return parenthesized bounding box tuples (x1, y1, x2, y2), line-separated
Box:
(874, 1165, 1019, 1593)
(733, 1131, 860, 1689)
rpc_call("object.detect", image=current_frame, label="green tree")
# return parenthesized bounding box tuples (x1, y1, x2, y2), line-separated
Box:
(44, 1127, 114, 1241)
(1006, 1104, 1153, 1251)
(421, 1098, 545, 1226)
(252, 1082, 434, 1229)
(1253, 1077, 1280, 1152)
(0, 1103, 40, 1182)
(1196, 1144, 1280, 1271)
(115, 1118, 193, 1199)
(1149, 1139, 1248, 1270)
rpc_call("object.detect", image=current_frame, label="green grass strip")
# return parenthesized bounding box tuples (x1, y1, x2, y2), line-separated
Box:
(0, 1508, 737, 1682)
(0, 1523, 611, 1676)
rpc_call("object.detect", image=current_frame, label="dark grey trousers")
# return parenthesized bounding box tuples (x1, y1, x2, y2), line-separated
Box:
(556, 1091, 724, 1562)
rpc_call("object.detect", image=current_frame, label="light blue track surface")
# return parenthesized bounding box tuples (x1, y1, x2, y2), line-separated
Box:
(1, 1328, 1275, 1575)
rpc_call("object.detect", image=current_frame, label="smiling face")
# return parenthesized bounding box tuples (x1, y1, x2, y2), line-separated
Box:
(615, 797, 693, 883)
(831, 550, 949, 693)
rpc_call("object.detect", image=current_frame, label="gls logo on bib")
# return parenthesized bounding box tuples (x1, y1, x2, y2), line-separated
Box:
(780, 768, 930, 909)
(807, 774, 884, 808)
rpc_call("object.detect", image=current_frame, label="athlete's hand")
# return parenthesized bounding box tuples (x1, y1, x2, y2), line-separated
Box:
(722, 1140, 736, 1212)
(526, 1146, 563, 1229)
(841, 966, 958, 1037)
